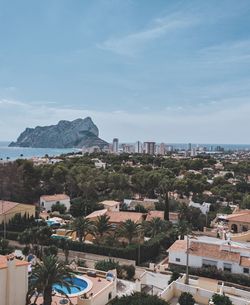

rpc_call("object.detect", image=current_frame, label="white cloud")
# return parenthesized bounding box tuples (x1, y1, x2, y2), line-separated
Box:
(97, 13, 198, 56)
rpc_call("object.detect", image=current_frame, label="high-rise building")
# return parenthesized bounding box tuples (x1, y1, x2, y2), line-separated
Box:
(112, 138, 119, 154)
(159, 143, 166, 155)
(188, 143, 192, 151)
(135, 141, 142, 153)
(144, 142, 156, 155)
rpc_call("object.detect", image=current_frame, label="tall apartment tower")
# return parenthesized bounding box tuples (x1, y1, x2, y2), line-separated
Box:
(159, 143, 166, 155)
(135, 141, 142, 153)
(112, 138, 119, 153)
(144, 142, 156, 155)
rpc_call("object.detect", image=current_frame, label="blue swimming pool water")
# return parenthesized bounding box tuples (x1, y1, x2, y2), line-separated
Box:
(53, 277, 88, 295)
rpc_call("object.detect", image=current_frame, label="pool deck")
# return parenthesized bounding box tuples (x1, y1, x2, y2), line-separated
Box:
(32, 274, 112, 305)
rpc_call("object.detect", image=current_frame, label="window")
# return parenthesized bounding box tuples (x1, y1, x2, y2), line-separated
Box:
(202, 259, 217, 268)
(108, 292, 112, 300)
(243, 268, 249, 274)
(175, 258, 181, 262)
(223, 263, 232, 272)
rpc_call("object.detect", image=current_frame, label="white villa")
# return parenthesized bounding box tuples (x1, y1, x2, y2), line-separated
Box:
(40, 194, 70, 212)
(168, 236, 250, 275)
(99, 200, 120, 212)
(0, 255, 29, 305)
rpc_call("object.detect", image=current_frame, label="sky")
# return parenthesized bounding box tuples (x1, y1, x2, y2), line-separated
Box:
(1, 0, 250, 144)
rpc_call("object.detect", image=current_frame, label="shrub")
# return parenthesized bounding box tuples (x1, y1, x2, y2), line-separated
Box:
(168, 271, 180, 284)
(178, 292, 195, 305)
(110, 292, 169, 305)
(121, 264, 135, 280)
(95, 259, 120, 272)
(43, 245, 58, 256)
(77, 259, 86, 267)
(212, 294, 233, 305)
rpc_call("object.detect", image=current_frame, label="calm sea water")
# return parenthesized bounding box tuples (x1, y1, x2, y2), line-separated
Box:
(0, 141, 78, 160)
(1, 141, 250, 161)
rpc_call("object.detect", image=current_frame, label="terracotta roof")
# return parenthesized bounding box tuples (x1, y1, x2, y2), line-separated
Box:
(146, 210, 164, 221)
(87, 210, 145, 223)
(190, 242, 240, 263)
(240, 256, 250, 268)
(106, 211, 144, 223)
(100, 200, 120, 207)
(86, 209, 107, 219)
(168, 240, 241, 263)
(40, 194, 70, 202)
(167, 239, 187, 252)
(0, 201, 19, 215)
(225, 211, 250, 223)
(0, 255, 30, 269)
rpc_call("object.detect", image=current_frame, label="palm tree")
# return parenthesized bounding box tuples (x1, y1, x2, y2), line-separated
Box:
(94, 214, 112, 242)
(68, 217, 95, 242)
(58, 238, 70, 264)
(119, 219, 142, 244)
(174, 220, 191, 240)
(145, 217, 169, 238)
(29, 255, 74, 305)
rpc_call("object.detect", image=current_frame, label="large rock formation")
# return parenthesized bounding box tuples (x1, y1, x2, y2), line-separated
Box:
(9, 117, 108, 148)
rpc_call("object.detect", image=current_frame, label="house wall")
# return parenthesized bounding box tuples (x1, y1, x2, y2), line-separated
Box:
(0, 268, 7, 305)
(228, 220, 250, 233)
(77, 281, 116, 305)
(2, 261, 29, 305)
(40, 198, 70, 212)
(0, 204, 35, 224)
(161, 280, 250, 305)
(169, 250, 245, 274)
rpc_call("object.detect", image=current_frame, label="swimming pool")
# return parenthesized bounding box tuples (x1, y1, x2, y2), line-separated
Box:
(53, 276, 92, 297)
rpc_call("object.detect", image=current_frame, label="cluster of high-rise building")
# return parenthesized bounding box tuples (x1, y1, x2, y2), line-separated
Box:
(107, 139, 227, 156)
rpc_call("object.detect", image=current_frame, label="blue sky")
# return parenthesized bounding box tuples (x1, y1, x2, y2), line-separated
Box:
(1, 0, 250, 143)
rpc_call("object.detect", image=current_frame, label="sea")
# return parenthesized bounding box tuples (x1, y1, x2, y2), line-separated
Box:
(1, 141, 250, 161)
(0, 141, 78, 161)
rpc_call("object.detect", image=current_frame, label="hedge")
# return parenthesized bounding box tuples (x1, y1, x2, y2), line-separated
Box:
(66, 232, 175, 264)
(0, 231, 20, 241)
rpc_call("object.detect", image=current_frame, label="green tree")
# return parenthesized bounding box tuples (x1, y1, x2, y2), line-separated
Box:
(94, 214, 112, 242)
(51, 202, 66, 214)
(68, 217, 95, 242)
(28, 255, 74, 305)
(0, 238, 12, 255)
(144, 217, 170, 238)
(241, 194, 250, 209)
(178, 292, 195, 305)
(58, 238, 70, 264)
(119, 219, 142, 244)
(212, 294, 232, 305)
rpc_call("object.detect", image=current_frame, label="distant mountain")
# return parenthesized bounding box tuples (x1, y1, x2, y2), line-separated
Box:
(9, 117, 108, 149)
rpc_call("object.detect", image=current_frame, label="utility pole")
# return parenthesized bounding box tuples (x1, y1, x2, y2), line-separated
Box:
(4, 214, 6, 239)
(185, 235, 189, 285)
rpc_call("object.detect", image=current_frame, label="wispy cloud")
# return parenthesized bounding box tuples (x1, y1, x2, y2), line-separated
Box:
(198, 39, 250, 64)
(98, 13, 198, 56)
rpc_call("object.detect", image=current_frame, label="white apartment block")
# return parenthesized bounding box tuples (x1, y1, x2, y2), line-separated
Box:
(168, 236, 250, 275)
(0, 255, 29, 305)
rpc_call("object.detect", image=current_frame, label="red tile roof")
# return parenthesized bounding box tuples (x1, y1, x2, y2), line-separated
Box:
(40, 194, 70, 201)
(0, 201, 19, 215)
(0, 255, 29, 269)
